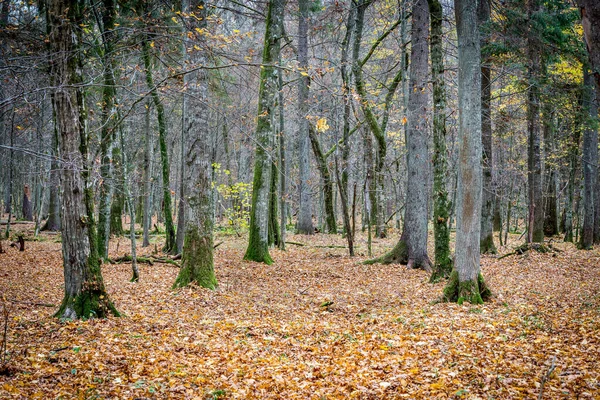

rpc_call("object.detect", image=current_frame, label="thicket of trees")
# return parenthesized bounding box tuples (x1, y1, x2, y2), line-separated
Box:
(0, 0, 598, 317)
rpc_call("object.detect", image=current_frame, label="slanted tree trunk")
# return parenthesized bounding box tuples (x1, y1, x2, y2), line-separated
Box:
(428, 0, 452, 281)
(243, 0, 283, 264)
(443, 0, 490, 305)
(307, 124, 337, 234)
(580, 69, 598, 249)
(96, 0, 118, 260)
(173, 0, 217, 289)
(296, 0, 313, 235)
(141, 33, 176, 254)
(478, 0, 496, 254)
(365, 0, 431, 270)
(526, 0, 544, 244)
(49, 0, 118, 319)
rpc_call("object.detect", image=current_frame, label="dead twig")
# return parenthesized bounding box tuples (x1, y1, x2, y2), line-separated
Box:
(537, 356, 556, 400)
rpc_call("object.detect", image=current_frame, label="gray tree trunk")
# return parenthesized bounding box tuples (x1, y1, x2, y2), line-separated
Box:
(527, 0, 544, 244)
(444, 0, 490, 305)
(173, 0, 217, 289)
(296, 0, 313, 235)
(243, 0, 283, 264)
(49, 0, 118, 319)
(478, 0, 496, 254)
(142, 100, 152, 247)
(580, 69, 598, 249)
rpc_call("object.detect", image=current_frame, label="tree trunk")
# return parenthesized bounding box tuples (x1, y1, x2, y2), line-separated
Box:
(478, 0, 496, 254)
(49, 0, 118, 319)
(142, 99, 152, 247)
(428, 0, 452, 281)
(307, 124, 336, 234)
(444, 0, 490, 305)
(173, 0, 217, 289)
(43, 115, 61, 231)
(296, 0, 314, 235)
(580, 68, 598, 249)
(141, 35, 176, 254)
(542, 102, 559, 236)
(527, 0, 544, 244)
(96, 0, 117, 260)
(22, 185, 32, 221)
(278, 56, 287, 250)
(564, 126, 580, 242)
(243, 0, 283, 264)
(579, 1, 600, 88)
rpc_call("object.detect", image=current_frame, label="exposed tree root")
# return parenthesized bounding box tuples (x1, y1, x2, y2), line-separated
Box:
(498, 242, 561, 259)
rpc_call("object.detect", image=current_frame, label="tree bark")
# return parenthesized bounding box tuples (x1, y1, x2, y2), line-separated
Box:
(444, 0, 490, 305)
(580, 69, 598, 249)
(22, 185, 32, 221)
(428, 0, 452, 281)
(173, 0, 217, 289)
(243, 0, 283, 264)
(142, 99, 152, 247)
(526, 0, 544, 244)
(579, 0, 600, 88)
(478, 0, 496, 254)
(542, 102, 558, 236)
(296, 0, 314, 235)
(49, 0, 118, 319)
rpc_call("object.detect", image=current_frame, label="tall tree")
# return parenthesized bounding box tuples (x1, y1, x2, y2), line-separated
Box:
(49, 0, 118, 319)
(173, 0, 217, 289)
(140, 4, 176, 254)
(579, 1, 600, 88)
(444, 0, 490, 304)
(95, 0, 118, 260)
(243, 0, 283, 264)
(526, 0, 544, 244)
(296, 0, 313, 235)
(478, 0, 496, 254)
(580, 68, 598, 249)
(365, 0, 431, 270)
(429, 0, 452, 281)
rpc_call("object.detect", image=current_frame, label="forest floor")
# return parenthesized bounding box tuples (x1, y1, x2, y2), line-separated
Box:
(0, 223, 599, 399)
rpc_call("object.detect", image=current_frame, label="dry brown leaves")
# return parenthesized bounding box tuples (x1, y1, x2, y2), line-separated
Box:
(0, 228, 599, 399)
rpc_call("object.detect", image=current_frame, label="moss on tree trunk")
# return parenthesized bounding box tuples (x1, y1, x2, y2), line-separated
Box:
(173, 227, 217, 289)
(442, 270, 491, 305)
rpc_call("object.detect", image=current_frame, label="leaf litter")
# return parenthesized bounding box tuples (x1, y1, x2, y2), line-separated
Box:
(0, 230, 599, 399)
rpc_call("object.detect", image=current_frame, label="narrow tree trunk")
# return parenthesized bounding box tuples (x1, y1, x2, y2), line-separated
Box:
(243, 0, 284, 264)
(173, 0, 217, 289)
(142, 100, 152, 247)
(22, 185, 32, 221)
(141, 36, 176, 254)
(443, 0, 490, 305)
(543, 103, 559, 236)
(278, 56, 287, 250)
(564, 126, 580, 242)
(478, 0, 496, 254)
(296, 0, 314, 235)
(428, 0, 452, 281)
(580, 69, 598, 249)
(49, 0, 118, 319)
(307, 124, 337, 234)
(527, 0, 544, 244)
(96, 0, 118, 260)
(43, 112, 61, 231)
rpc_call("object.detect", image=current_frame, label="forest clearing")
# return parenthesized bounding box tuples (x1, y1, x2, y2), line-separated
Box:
(1, 222, 599, 399)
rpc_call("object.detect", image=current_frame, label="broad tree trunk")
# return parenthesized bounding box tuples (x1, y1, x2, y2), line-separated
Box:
(444, 0, 490, 304)
(478, 0, 496, 254)
(49, 0, 118, 319)
(296, 0, 313, 235)
(173, 0, 217, 289)
(580, 69, 598, 249)
(243, 0, 283, 264)
(22, 185, 32, 221)
(141, 35, 176, 254)
(526, 0, 544, 244)
(429, 0, 452, 281)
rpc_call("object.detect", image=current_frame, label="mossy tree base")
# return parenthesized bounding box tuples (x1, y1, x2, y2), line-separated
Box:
(173, 228, 217, 290)
(442, 270, 491, 305)
(243, 241, 273, 265)
(364, 239, 432, 271)
(55, 281, 120, 320)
